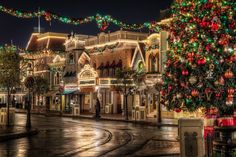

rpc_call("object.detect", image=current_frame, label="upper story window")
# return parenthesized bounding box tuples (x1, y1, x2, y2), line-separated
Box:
(68, 54, 75, 64)
(54, 72, 61, 85)
(149, 55, 158, 72)
(137, 61, 144, 73)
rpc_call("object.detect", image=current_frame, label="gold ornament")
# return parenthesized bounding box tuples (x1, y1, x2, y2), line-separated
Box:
(189, 76, 197, 85)
(209, 64, 215, 70)
(177, 93, 183, 99)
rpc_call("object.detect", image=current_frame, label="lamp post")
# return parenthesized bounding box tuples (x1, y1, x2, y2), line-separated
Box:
(24, 76, 35, 129)
(59, 81, 64, 116)
(155, 74, 163, 124)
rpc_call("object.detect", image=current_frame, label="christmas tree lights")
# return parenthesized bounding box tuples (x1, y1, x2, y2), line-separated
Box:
(162, 0, 236, 115)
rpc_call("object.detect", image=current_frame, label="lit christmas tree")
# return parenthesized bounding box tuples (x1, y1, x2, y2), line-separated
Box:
(162, 0, 236, 116)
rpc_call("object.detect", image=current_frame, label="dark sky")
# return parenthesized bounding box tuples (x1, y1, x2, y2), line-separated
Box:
(0, 0, 173, 48)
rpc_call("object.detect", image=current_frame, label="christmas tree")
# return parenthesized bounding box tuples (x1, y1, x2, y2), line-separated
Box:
(162, 0, 236, 115)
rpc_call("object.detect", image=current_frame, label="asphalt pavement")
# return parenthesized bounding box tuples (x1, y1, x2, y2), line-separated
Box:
(0, 114, 179, 157)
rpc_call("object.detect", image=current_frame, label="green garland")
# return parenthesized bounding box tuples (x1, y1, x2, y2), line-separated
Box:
(0, 5, 169, 32)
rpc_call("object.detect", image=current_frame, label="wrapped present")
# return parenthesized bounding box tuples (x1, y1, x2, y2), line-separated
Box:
(217, 117, 236, 127)
(204, 126, 214, 138)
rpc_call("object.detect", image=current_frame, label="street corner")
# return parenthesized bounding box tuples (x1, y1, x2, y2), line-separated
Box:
(0, 128, 39, 142)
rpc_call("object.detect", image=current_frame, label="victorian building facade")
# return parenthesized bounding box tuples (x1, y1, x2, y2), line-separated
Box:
(23, 32, 67, 112)
(19, 17, 175, 120)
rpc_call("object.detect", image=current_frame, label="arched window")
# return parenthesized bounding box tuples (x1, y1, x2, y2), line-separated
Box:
(105, 61, 110, 77)
(149, 55, 158, 72)
(54, 72, 60, 85)
(98, 62, 104, 77)
(137, 61, 144, 73)
(110, 60, 116, 77)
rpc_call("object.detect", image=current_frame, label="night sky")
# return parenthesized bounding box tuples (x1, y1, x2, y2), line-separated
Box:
(0, 0, 173, 48)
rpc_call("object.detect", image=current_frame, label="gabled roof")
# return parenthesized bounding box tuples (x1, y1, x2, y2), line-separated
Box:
(26, 32, 67, 51)
(131, 42, 146, 67)
(78, 51, 90, 65)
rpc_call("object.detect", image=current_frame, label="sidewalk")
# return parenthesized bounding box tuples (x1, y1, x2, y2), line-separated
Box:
(0, 125, 38, 142)
(78, 113, 179, 127)
(15, 109, 178, 127)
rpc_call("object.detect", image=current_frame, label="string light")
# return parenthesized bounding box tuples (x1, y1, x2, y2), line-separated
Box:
(0, 5, 168, 32)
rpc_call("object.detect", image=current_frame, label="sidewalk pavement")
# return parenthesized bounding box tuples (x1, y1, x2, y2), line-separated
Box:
(77, 113, 179, 127)
(0, 125, 38, 142)
(16, 109, 179, 127)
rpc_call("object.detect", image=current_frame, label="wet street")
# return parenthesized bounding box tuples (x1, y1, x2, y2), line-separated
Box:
(0, 114, 179, 157)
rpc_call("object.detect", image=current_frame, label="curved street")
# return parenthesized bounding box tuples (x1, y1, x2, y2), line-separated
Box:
(0, 114, 179, 157)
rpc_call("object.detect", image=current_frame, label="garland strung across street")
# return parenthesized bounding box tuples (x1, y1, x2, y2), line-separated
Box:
(0, 5, 169, 32)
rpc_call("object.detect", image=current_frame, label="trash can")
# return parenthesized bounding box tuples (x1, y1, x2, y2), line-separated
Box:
(105, 103, 113, 114)
(72, 106, 80, 116)
(0, 107, 15, 125)
(179, 118, 205, 157)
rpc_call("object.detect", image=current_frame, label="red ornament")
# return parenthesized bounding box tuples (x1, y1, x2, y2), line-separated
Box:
(230, 55, 236, 62)
(211, 23, 219, 31)
(205, 44, 211, 52)
(187, 53, 194, 62)
(224, 70, 234, 78)
(215, 93, 221, 98)
(197, 58, 206, 65)
(191, 89, 199, 97)
(160, 90, 165, 96)
(227, 88, 235, 95)
(182, 69, 189, 76)
(205, 88, 211, 94)
(100, 21, 109, 31)
(168, 85, 173, 91)
(45, 12, 51, 21)
(174, 108, 182, 113)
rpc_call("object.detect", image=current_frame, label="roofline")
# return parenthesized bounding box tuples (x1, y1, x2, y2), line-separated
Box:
(26, 33, 39, 50)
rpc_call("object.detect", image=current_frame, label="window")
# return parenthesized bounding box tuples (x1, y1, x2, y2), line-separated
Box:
(69, 54, 74, 64)
(149, 55, 158, 72)
(54, 72, 60, 85)
(137, 61, 144, 73)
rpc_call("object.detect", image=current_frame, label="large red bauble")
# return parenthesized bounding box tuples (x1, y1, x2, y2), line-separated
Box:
(174, 108, 182, 113)
(227, 88, 235, 95)
(224, 70, 234, 78)
(182, 69, 189, 76)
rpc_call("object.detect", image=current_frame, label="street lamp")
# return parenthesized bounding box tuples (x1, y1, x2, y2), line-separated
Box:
(59, 80, 64, 116)
(155, 74, 163, 124)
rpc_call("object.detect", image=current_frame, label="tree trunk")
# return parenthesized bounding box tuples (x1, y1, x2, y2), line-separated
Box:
(26, 89, 31, 129)
(125, 95, 128, 120)
(124, 85, 128, 121)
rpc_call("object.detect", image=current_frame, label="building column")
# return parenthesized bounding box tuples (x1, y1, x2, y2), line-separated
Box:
(111, 91, 117, 114)
(121, 94, 124, 116)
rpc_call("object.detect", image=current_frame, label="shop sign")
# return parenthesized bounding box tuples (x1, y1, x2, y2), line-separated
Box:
(79, 80, 95, 85)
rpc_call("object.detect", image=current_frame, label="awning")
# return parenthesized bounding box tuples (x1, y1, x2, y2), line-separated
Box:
(62, 89, 77, 95)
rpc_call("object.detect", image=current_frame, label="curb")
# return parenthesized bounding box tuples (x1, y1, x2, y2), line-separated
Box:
(16, 112, 178, 127)
(0, 129, 39, 142)
(73, 116, 179, 127)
